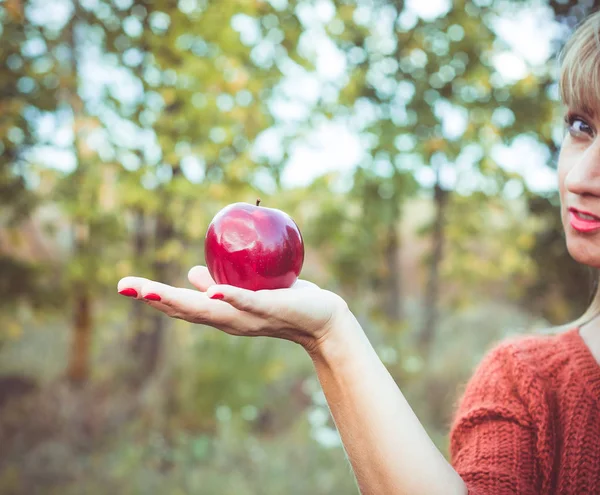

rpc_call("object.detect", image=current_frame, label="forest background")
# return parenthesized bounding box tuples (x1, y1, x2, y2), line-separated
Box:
(1, 0, 598, 493)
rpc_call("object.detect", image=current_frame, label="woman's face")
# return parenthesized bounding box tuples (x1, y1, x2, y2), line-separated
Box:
(558, 107, 600, 268)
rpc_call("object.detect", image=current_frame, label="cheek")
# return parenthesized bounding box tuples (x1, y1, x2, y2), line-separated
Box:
(556, 138, 578, 214)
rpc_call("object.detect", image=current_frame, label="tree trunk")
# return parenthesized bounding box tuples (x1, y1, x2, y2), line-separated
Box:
(129, 211, 174, 385)
(129, 208, 148, 335)
(67, 283, 92, 383)
(65, 3, 93, 385)
(418, 181, 449, 354)
(383, 221, 403, 321)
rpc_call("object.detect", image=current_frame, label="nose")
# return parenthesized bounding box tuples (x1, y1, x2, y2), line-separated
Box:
(565, 138, 600, 196)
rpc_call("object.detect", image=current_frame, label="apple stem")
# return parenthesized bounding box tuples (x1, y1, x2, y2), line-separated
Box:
(256, 198, 261, 207)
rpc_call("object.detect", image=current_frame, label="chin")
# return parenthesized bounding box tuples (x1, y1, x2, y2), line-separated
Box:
(565, 234, 600, 269)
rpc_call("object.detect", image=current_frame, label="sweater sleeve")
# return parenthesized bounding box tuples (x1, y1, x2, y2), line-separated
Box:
(449, 342, 541, 495)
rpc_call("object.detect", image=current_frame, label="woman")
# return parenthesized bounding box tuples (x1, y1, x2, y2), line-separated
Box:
(118, 11, 600, 495)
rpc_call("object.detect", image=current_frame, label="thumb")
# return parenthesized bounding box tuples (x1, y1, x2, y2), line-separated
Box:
(206, 285, 270, 316)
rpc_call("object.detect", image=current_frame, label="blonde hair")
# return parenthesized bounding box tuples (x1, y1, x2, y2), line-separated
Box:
(559, 11, 600, 116)
(553, 11, 600, 332)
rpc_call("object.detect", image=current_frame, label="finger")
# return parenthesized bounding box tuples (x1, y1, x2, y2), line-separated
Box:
(292, 279, 319, 290)
(117, 276, 152, 299)
(117, 276, 176, 313)
(143, 298, 174, 314)
(139, 280, 239, 325)
(205, 284, 273, 316)
(187, 265, 216, 292)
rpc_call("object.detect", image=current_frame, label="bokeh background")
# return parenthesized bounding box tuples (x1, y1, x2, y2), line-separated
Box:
(1, 0, 598, 493)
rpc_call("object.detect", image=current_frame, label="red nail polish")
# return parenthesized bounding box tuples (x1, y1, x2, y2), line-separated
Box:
(210, 293, 224, 300)
(144, 293, 161, 301)
(119, 288, 138, 298)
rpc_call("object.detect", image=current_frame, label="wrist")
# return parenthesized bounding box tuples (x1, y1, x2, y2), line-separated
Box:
(304, 305, 365, 362)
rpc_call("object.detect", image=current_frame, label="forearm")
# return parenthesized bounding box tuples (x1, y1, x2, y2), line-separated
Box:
(308, 309, 466, 495)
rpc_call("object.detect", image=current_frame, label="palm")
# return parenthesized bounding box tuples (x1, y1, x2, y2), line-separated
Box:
(117, 266, 347, 349)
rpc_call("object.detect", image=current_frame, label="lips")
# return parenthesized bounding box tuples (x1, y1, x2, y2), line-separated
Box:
(571, 207, 600, 220)
(569, 208, 600, 233)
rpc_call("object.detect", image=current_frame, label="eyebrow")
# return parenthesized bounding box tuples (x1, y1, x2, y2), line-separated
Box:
(566, 104, 598, 120)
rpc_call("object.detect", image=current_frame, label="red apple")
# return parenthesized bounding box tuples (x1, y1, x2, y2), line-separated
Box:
(204, 199, 304, 291)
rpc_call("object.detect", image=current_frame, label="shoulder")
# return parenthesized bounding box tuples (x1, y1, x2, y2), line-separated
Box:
(478, 332, 563, 379)
(470, 329, 569, 386)
(477, 328, 576, 385)
(452, 330, 568, 426)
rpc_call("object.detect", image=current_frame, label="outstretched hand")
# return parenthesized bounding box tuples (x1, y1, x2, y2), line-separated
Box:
(117, 266, 348, 352)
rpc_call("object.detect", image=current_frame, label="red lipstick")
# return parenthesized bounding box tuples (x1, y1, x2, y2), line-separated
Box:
(569, 208, 600, 233)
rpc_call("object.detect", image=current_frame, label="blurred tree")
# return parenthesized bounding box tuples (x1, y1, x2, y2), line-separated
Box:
(106, 0, 307, 382)
(0, 0, 65, 321)
(2, 0, 597, 493)
(1, 0, 308, 383)
(308, 0, 561, 352)
(0, 0, 47, 221)
(548, 0, 600, 24)
(47, 0, 134, 383)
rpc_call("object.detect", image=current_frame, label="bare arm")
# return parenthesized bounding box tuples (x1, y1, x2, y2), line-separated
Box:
(309, 309, 467, 495)
(118, 267, 466, 495)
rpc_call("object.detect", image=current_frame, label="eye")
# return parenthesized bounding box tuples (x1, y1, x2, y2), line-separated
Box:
(565, 113, 595, 138)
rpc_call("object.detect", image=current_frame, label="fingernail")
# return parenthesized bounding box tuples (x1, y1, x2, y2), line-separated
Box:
(119, 288, 138, 298)
(144, 293, 161, 301)
(210, 293, 224, 300)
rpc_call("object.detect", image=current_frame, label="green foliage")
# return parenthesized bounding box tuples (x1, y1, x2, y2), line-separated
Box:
(0, 0, 592, 492)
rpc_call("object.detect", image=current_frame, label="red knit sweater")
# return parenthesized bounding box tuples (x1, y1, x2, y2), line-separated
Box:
(450, 327, 600, 494)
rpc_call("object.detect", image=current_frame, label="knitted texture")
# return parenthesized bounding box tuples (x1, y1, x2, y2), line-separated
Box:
(450, 327, 600, 495)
